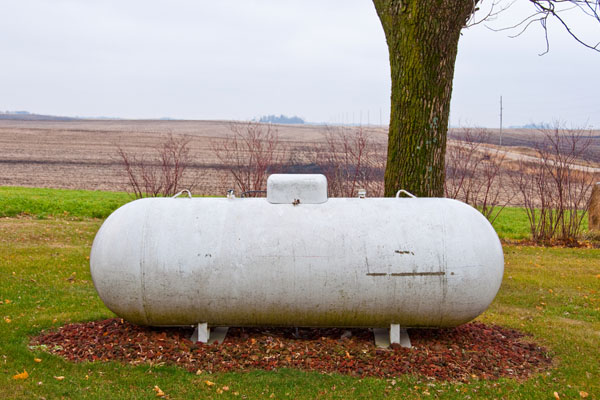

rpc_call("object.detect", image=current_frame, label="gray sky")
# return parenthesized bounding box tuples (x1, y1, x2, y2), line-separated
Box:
(1, 0, 599, 128)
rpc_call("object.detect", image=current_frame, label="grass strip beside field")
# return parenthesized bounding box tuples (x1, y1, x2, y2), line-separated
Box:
(0, 186, 561, 241)
(0, 187, 131, 219)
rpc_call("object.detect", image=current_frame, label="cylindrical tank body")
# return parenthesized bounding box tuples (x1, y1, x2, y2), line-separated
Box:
(90, 197, 503, 328)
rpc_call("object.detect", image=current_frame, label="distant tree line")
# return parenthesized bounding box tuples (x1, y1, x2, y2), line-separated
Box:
(258, 115, 304, 124)
(0, 111, 75, 121)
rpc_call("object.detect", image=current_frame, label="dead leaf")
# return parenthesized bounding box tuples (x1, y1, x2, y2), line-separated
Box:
(13, 370, 28, 380)
(580, 391, 589, 398)
(54, 376, 65, 381)
(30, 318, 553, 382)
(222, 386, 230, 391)
(4, 317, 11, 323)
(205, 380, 215, 386)
(216, 388, 223, 394)
(153, 385, 165, 397)
(554, 392, 560, 400)
(34, 358, 42, 363)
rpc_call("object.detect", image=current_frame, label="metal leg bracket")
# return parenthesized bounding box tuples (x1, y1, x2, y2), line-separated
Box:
(190, 323, 229, 345)
(374, 324, 411, 348)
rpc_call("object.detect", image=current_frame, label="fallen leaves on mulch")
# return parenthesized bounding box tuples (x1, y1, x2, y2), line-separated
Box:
(30, 319, 552, 382)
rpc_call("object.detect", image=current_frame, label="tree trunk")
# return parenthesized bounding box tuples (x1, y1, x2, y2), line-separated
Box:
(590, 182, 600, 231)
(373, 0, 476, 197)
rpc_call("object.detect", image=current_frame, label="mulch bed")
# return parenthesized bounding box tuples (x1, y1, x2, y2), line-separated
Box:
(31, 319, 553, 382)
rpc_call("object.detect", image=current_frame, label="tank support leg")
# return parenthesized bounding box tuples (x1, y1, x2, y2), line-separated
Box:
(374, 324, 411, 348)
(390, 324, 411, 348)
(190, 324, 229, 345)
(191, 322, 210, 343)
(209, 327, 229, 345)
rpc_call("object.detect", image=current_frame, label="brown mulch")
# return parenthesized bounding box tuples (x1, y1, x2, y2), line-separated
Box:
(31, 319, 553, 382)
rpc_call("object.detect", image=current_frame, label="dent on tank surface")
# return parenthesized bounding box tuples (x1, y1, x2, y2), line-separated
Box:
(90, 174, 504, 348)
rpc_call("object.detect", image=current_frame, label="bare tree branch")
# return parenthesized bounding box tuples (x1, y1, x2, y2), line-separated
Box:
(484, 0, 600, 54)
(466, 0, 513, 27)
(315, 126, 386, 198)
(116, 135, 198, 198)
(211, 122, 288, 196)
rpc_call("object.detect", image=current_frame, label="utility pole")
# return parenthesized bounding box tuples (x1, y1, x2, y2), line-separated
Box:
(499, 96, 503, 147)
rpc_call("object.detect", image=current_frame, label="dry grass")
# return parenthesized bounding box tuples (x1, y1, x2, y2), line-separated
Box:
(1, 120, 597, 203)
(0, 119, 387, 196)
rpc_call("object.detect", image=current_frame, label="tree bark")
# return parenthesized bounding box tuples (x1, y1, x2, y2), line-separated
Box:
(373, 0, 476, 197)
(589, 182, 600, 231)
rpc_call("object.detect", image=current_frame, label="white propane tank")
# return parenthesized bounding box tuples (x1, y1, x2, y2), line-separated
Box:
(90, 174, 503, 329)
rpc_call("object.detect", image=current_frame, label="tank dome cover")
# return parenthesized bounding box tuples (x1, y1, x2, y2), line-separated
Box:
(267, 174, 328, 204)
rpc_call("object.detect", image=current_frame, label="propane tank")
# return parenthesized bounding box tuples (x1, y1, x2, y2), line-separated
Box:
(90, 174, 503, 330)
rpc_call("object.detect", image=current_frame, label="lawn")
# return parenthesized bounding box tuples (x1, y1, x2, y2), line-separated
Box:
(0, 187, 131, 219)
(0, 186, 558, 240)
(0, 187, 598, 399)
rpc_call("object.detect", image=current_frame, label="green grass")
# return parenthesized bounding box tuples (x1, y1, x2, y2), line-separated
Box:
(491, 207, 590, 241)
(490, 207, 534, 240)
(0, 187, 131, 219)
(2, 186, 585, 241)
(0, 186, 599, 399)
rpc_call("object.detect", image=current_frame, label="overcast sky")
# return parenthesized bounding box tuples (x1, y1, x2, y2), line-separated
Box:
(1, 0, 599, 128)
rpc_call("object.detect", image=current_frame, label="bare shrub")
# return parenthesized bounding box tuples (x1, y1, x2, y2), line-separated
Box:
(537, 125, 596, 241)
(316, 127, 385, 197)
(510, 124, 597, 243)
(445, 128, 511, 223)
(477, 151, 511, 222)
(511, 159, 557, 242)
(211, 122, 288, 196)
(117, 134, 197, 198)
(445, 128, 482, 203)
